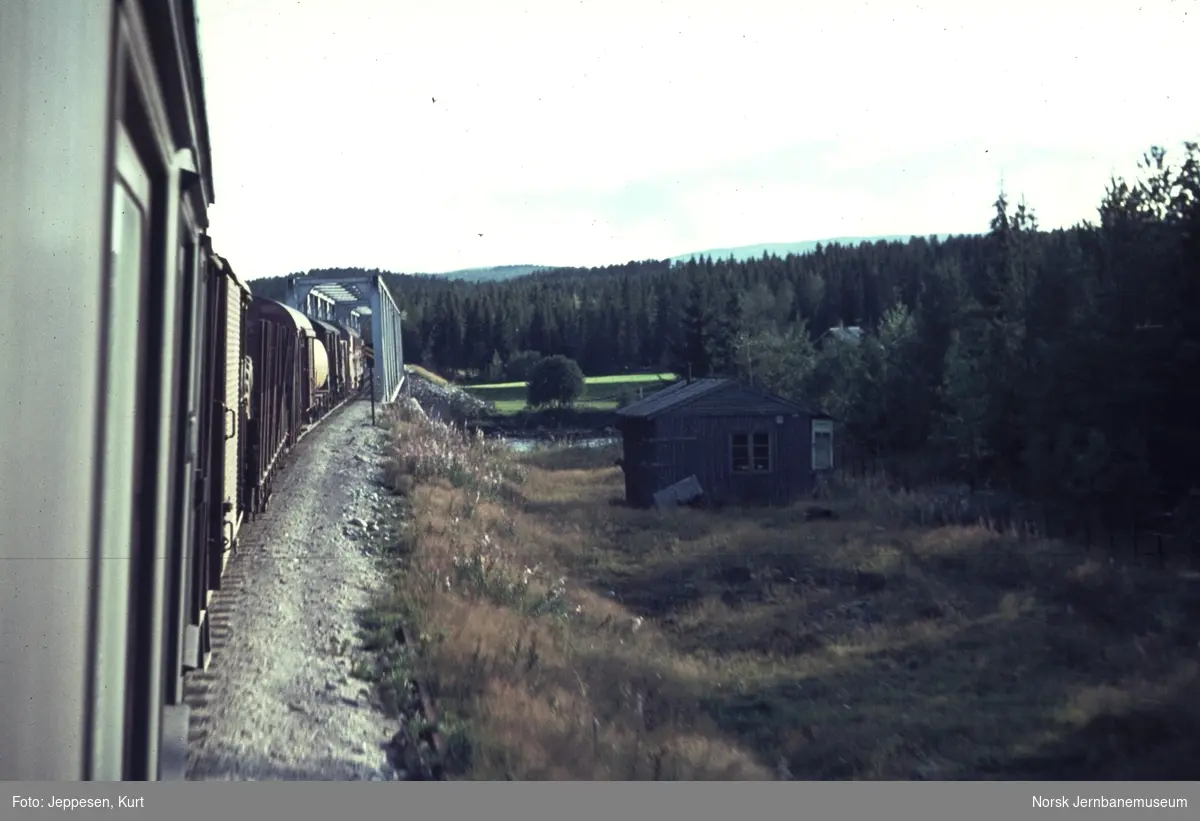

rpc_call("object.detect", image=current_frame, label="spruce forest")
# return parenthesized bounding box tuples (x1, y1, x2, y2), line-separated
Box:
(251, 142, 1200, 540)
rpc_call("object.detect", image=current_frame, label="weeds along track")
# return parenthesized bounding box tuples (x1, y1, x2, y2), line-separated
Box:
(365, 405, 1200, 780)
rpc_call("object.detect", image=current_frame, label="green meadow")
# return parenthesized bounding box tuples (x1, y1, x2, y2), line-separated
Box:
(466, 372, 677, 414)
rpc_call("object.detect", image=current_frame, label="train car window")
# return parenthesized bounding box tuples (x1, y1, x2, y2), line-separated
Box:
(179, 227, 199, 471)
(92, 121, 152, 779)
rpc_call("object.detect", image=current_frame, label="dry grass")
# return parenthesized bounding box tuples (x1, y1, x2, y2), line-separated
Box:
(369, 406, 1200, 780)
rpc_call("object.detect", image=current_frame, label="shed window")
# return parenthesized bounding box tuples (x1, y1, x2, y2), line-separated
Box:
(732, 432, 771, 472)
(812, 419, 834, 471)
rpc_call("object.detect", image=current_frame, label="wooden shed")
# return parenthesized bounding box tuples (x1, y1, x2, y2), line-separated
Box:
(614, 378, 834, 508)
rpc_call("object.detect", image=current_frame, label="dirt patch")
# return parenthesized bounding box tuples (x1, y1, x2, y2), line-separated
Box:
(185, 401, 404, 780)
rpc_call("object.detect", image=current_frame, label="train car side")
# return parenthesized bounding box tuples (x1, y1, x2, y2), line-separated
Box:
(339, 322, 366, 393)
(0, 0, 217, 780)
(244, 299, 324, 515)
(183, 249, 251, 677)
(1, 0, 401, 783)
(312, 316, 356, 408)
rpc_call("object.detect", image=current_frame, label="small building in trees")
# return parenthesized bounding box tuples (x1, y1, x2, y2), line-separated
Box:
(614, 377, 834, 508)
(816, 324, 864, 346)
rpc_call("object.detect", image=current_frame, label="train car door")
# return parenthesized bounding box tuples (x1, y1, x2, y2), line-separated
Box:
(92, 1, 192, 780)
(160, 187, 205, 779)
(92, 116, 157, 783)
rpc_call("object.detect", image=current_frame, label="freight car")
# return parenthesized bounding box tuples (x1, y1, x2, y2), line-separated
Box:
(312, 317, 350, 409)
(0, 0, 398, 781)
(341, 320, 368, 393)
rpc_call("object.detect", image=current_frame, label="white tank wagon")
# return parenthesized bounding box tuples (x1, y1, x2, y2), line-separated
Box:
(311, 316, 359, 410)
(314, 335, 331, 390)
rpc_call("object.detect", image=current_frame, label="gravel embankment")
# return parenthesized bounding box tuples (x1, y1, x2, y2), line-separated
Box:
(185, 401, 406, 781)
(404, 368, 492, 422)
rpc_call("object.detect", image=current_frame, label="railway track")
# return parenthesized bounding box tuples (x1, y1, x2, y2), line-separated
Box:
(1, 1, 410, 779)
(183, 398, 404, 780)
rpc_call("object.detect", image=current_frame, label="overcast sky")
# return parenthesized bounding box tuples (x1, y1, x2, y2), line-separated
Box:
(195, 0, 1196, 279)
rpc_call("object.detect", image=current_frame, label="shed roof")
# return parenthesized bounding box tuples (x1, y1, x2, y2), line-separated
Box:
(829, 325, 864, 344)
(615, 378, 733, 418)
(616, 377, 831, 420)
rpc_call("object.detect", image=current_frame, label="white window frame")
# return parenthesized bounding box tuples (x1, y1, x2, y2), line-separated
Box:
(812, 418, 834, 471)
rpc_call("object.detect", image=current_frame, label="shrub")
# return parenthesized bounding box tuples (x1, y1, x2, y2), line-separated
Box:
(527, 355, 585, 409)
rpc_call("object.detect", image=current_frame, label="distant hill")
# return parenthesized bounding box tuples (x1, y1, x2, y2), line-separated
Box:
(430, 264, 554, 282)
(243, 265, 555, 291)
(416, 237, 962, 283)
(253, 237, 965, 289)
(430, 237, 962, 280)
(669, 235, 955, 263)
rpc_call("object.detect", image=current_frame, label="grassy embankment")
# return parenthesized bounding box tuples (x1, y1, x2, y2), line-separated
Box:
(362, 403, 1200, 780)
(465, 372, 677, 414)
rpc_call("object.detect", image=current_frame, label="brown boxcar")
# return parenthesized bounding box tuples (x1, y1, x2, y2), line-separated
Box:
(186, 249, 252, 676)
(245, 299, 327, 513)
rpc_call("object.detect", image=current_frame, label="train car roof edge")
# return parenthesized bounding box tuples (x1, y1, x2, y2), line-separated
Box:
(335, 320, 362, 338)
(210, 250, 251, 295)
(310, 316, 342, 337)
(258, 298, 317, 336)
(181, 0, 216, 205)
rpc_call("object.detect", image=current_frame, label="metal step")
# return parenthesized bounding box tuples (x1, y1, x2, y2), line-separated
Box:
(159, 705, 190, 781)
